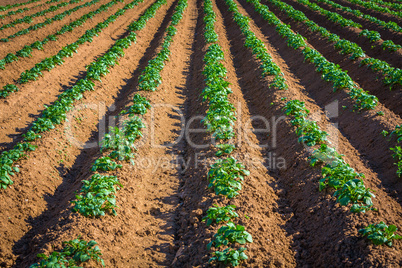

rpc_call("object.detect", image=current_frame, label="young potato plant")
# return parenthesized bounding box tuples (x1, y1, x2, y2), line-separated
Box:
(203, 0, 218, 43)
(202, 204, 238, 226)
(207, 222, 253, 250)
(121, 94, 151, 115)
(30, 237, 104, 267)
(91, 157, 122, 172)
(359, 222, 402, 246)
(202, 2, 252, 266)
(101, 117, 145, 163)
(0, 143, 36, 189)
(387, 125, 402, 177)
(360, 58, 402, 89)
(0, 0, 167, 190)
(209, 247, 248, 267)
(201, 43, 237, 140)
(208, 157, 250, 199)
(72, 174, 122, 217)
(215, 143, 235, 156)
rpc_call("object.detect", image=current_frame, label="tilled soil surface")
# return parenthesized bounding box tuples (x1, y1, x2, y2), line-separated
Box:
(1, 0, 402, 266)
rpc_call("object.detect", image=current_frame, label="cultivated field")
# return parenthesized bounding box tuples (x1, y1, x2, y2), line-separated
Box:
(0, 0, 401, 266)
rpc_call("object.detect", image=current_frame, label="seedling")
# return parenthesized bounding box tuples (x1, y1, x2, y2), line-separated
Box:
(30, 237, 104, 267)
(359, 222, 402, 246)
(207, 222, 253, 250)
(209, 247, 248, 267)
(202, 204, 238, 226)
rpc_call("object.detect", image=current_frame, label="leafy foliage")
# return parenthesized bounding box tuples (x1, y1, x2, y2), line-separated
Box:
(91, 157, 122, 172)
(0, 143, 36, 189)
(215, 143, 235, 156)
(30, 237, 104, 267)
(209, 247, 248, 267)
(121, 94, 151, 115)
(359, 222, 402, 246)
(72, 174, 122, 217)
(202, 204, 238, 226)
(385, 125, 402, 177)
(208, 157, 250, 199)
(207, 222, 253, 250)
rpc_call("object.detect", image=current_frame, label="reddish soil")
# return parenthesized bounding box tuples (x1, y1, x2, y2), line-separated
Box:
(1, 0, 402, 266)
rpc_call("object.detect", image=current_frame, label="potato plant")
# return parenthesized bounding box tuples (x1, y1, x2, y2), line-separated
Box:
(209, 247, 248, 267)
(202, 204, 238, 226)
(30, 237, 104, 267)
(359, 222, 402, 246)
(207, 222, 253, 250)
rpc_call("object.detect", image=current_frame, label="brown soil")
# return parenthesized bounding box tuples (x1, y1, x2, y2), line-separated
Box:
(1, 0, 402, 266)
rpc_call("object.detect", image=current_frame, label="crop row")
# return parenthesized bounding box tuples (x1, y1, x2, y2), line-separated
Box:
(368, 0, 402, 11)
(0, 0, 81, 32)
(0, 0, 118, 72)
(0, 0, 126, 98)
(296, 0, 402, 52)
(283, 99, 402, 245)
(313, 0, 402, 33)
(0, 0, 148, 189)
(73, 0, 188, 218)
(201, 0, 252, 266)
(0, 0, 101, 42)
(0, 0, 60, 20)
(342, 0, 402, 18)
(265, 0, 402, 88)
(0, 0, 42, 12)
(227, 0, 402, 246)
(28, 0, 186, 265)
(137, 0, 187, 92)
(247, 0, 378, 110)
